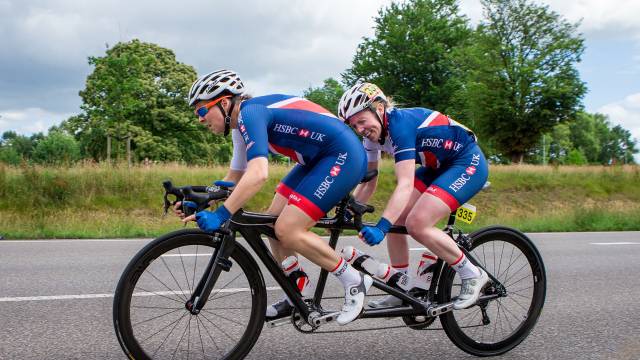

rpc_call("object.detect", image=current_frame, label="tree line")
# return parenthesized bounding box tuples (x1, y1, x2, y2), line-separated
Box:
(1, 0, 637, 166)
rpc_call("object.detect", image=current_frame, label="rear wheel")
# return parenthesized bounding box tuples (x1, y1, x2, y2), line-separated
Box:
(113, 229, 266, 360)
(437, 227, 546, 356)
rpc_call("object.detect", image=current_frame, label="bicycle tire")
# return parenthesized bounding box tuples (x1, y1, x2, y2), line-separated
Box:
(113, 229, 267, 360)
(437, 226, 546, 356)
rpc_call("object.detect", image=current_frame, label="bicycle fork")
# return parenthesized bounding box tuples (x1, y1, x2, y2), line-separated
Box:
(186, 224, 236, 315)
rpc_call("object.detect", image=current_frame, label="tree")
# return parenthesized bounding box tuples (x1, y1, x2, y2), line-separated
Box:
(31, 131, 81, 165)
(73, 39, 228, 164)
(459, 0, 586, 163)
(343, 0, 472, 112)
(303, 78, 345, 115)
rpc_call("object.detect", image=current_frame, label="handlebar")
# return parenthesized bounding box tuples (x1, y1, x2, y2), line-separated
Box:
(163, 168, 377, 230)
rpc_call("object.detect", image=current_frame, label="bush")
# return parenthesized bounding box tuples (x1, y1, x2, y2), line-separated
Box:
(32, 132, 81, 165)
(0, 147, 21, 165)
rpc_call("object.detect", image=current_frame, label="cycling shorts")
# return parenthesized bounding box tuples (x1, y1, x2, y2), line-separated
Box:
(275, 144, 367, 221)
(413, 143, 488, 211)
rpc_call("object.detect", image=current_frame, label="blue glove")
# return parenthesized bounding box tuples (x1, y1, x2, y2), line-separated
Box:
(195, 205, 232, 233)
(359, 217, 392, 246)
(214, 180, 235, 188)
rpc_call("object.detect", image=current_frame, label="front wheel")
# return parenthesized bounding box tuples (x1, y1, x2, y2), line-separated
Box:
(437, 226, 546, 356)
(113, 229, 267, 360)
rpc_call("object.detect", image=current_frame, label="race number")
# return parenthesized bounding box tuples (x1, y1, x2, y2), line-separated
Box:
(456, 203, 477, 224)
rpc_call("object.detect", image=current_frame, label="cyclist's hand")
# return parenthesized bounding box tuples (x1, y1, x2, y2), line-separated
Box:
(213, 180, 235, 188)
(173, 201, 185, 218)
(190, 206, 231, 233)
(358, 217, 392, 246)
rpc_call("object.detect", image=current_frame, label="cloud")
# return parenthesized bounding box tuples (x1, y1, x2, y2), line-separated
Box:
(0, 107, 73, 135)
(597, 93, 640, 144)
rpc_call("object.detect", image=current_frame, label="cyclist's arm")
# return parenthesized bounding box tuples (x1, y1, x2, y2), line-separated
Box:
(379, 159, 414, 225)
(353, 161, 379, 203)
(221, 157, 269, 213)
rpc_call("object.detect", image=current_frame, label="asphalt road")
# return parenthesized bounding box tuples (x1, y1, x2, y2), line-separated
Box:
(1, 232, 639, 360)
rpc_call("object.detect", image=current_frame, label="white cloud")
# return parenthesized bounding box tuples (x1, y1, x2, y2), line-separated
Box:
(598, 93, 640, 160)
(0, 108, 73, 135)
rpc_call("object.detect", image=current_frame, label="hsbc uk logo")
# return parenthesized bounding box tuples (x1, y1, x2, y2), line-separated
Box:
(449, 154, 481, 193)
(273, 124, 325, 142)
(421, 138, 463, 152)
(314, 152, 348, 199)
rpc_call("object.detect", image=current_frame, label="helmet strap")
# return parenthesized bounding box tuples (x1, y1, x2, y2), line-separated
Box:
(216, 97, 237, 137)
(369, 104, 387, 145)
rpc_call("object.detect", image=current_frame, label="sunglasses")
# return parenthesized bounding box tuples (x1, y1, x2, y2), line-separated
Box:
(195, 96, 231, 118)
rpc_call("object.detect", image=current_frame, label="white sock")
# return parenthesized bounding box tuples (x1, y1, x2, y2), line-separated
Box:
(451, 252, 480, 280)
(391, 263, 409, 275)
(331, 258, 361, 288)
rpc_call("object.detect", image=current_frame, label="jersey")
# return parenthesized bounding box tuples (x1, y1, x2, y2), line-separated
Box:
(235, 94, 367, 221)
(365, 108, 487, 211)
(237, 94, 353, 165)
(363, 108, 477, 168)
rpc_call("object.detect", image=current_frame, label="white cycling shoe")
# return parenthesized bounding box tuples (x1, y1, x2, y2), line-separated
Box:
(337, 273, 373, 325)
(367, 294, 403, 308)
(453, 269, 490, 310)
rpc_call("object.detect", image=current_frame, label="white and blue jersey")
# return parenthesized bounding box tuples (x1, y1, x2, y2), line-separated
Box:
(236, 94, 367, 220)
(365, 108, 488, 211)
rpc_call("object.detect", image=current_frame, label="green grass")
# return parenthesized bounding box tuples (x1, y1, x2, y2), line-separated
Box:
(1, 162, 639, 239)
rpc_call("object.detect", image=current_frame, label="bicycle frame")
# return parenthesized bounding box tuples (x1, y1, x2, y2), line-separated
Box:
(186, 197, 505, 325)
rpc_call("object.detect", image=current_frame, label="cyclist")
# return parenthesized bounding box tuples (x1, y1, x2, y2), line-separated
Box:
(183, 69, 372, 325)
(338, 83, 489, 310)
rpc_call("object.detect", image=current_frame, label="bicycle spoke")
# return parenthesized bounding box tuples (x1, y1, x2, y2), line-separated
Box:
(133, 307, 184, 327)
(177, 247, 193, 294)
(504, 272, 532, 288)
(201, 309, 246, 326)
(132, 305, 183, 310)
(135, 286, 185, 305)
(498, 245, 517, 280)
(502, 261, 529, 286)
(149, 312, 189, 357)
(208, 272, 243, 301)
(143, 271, 188, 303)
(200, 312, 236, 342)
(171, 316, 190, 360)
(192, 245, 199, 301)
(196, 315, 221, 352)
(195, 316, 206, 360)
(160, 256, 189, 302)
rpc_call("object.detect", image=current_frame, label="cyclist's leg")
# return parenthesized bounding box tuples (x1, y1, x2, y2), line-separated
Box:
(274, 149, 370, 324)
(406, 145, 489, 308)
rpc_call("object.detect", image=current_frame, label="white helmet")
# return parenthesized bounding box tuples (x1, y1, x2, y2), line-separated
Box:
(188, 69, 244, 106)
(338, 82, 387, 121)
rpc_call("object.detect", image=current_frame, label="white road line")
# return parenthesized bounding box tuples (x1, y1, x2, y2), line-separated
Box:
(590, 242, 640, 246)
(161, 254, 213, 257)
(0, 287, 281, 303)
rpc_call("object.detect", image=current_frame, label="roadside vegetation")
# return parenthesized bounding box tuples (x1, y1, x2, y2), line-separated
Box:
(1, 161, 638, 239)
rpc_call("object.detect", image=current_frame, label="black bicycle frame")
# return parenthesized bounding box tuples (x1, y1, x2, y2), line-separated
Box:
(188, 200, 504, 321)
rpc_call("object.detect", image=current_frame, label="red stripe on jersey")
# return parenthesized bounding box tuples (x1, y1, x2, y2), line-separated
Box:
(279, 99, 335, 117)
(269, 143, 302, 163)
(425, 185, 460, 211)
(276, 182, 294, 199)
(428, 113, 450, 127)
(422, 151, 439, 168)
(414, 177, 428, 193)
(287, 190, 325, 221)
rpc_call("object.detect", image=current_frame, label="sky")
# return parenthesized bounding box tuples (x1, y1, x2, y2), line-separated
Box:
(1, 0, 639, 159)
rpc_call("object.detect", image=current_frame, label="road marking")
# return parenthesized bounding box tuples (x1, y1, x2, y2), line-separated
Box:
(590, 242, 640, 246)
(0, 287, 281, 303)
(161, 253, 213, 257)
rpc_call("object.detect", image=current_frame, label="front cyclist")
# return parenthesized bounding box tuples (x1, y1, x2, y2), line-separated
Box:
(339, 83, 489, 310)
(184, 70, 371, 324)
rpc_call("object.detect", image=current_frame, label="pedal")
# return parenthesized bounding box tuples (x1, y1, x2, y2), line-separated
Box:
(309, 311, 341, 327)
(266, 317, 291, 328)
(427, 301, 454, 317)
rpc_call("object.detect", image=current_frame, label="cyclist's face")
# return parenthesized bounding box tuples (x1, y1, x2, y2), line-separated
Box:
(348, 109, 382, 142)
(194, 98, 228, 134)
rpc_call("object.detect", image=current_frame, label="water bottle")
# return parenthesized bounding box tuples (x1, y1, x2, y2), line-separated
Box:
(340, 246, 412, 291)
(413, 251, 438, 290)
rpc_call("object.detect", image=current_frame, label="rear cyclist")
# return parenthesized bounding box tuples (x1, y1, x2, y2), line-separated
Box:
(339, 83, 489, 310)
(184, 70, 372, 324)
